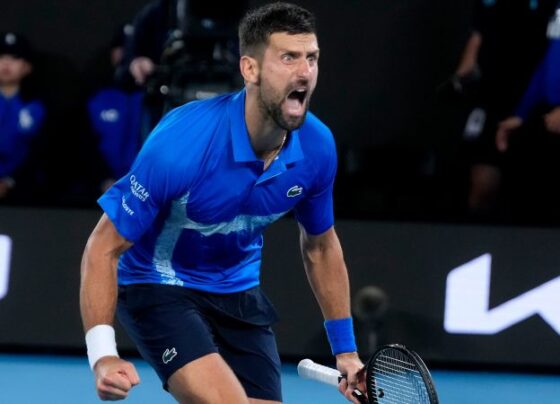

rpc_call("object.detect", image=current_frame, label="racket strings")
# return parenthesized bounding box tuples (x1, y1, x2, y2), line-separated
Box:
(375, 358, 426, 391)
(369, 350, 431, 403)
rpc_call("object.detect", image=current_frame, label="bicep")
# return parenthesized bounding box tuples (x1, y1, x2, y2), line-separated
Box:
(299, 224, 339, 260)
(86, 214, 133, 259)
(294, 141, 337, 235)
(294, 184, 334, 236)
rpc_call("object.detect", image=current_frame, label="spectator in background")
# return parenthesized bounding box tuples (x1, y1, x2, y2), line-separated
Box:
(494, 6, 560, 222)
(0, 32, 45, 203)
(117, 0, 246, 138)
(87, 24, 143, 193)
(452, 0, 558, 219)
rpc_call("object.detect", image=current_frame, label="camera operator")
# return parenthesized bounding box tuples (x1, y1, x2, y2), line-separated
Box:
(118, 0, 247, 139)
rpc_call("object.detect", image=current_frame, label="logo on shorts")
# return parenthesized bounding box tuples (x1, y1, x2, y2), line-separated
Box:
(162, 347, 178, 364)
(287, 185, 303, 198)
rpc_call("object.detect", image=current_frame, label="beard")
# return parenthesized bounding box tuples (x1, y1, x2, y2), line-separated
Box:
(256, 75, 311, 131)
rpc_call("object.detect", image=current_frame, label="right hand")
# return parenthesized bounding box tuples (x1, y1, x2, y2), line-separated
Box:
(496, 116, 523, 152)
(336, 352, 366, 403)
(94, 356, 140, 401)
(129, 57, 155, 85)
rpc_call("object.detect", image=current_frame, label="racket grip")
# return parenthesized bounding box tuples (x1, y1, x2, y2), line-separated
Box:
(297, 359, 341, 386)
(298, 359, 368, 403)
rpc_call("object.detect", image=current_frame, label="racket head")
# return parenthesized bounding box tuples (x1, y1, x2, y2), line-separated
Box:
(365, 344, 439, 404)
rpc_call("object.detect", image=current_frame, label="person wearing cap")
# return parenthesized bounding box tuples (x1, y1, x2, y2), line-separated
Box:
(0, 32, 45, 201)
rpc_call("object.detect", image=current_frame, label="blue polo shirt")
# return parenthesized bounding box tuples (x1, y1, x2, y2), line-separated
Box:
(98, 89, 337, 293)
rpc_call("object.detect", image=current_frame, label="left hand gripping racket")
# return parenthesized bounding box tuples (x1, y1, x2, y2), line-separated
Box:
(298, 344, 439, 404)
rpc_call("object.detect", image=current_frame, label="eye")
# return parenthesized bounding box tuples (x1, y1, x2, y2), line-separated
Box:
(307, 54, 318, 64)
(281, 53, 295, 63)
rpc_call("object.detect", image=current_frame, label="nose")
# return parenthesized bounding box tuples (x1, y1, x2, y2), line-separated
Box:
(296, 58, 313, 78)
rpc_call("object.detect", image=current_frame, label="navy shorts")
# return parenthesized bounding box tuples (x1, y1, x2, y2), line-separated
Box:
(116, 284, 282, 401)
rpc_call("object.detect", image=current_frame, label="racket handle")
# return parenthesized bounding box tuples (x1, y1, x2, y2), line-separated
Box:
(297, 359, 341, 386)
(298, 359, 368, 403)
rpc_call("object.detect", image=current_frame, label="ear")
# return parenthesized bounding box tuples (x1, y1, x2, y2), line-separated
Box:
(239, 55, 259, 84)
(21, 61, 33, 77)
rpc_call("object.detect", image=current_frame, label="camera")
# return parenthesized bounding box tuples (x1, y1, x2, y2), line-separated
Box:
(144, 0, 244, 111)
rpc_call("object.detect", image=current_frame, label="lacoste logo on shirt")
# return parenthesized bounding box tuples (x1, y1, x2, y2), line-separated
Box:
(162, 347, 178, 364)
(287, 185, 303, 198)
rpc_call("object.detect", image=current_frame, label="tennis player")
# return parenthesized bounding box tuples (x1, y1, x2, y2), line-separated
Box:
(80, 2, 365, 403)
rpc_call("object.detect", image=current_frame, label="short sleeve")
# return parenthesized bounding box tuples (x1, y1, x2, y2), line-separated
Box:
(98, 114, 191, 242)
(293, 137, 337, 235)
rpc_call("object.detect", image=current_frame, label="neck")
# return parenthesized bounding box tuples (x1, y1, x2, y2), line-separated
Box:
(245, 88, 287, 157)
(0, 84, 20, 98)
(262, 131, 287, 170)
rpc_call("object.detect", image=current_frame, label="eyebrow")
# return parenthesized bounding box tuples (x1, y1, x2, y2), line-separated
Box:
(279, 48, 320, 57)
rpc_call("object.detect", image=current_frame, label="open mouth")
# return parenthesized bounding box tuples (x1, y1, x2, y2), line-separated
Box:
(287, 88, 307, 105)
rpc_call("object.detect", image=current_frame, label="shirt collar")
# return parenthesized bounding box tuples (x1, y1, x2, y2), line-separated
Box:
(282, 128, 304, 164)
(229, 88, 304, 164)
(229, 89, 257, 162)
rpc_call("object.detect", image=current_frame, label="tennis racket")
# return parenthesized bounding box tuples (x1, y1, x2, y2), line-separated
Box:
(298, 344, 439, 404)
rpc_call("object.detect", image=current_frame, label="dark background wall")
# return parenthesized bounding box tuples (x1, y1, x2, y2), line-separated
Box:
(0, 0, 149, 70)
(266, 0, 473, 148)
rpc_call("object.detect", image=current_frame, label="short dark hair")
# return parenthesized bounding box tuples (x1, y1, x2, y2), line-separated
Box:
(238, 2, 316, 57)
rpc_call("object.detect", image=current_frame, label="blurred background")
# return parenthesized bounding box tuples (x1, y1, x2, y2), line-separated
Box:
(0, 0, 559, 401)
(2, 0, 560, 225)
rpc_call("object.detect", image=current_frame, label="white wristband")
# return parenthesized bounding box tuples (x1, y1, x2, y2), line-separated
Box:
(85, 324, 119, 370)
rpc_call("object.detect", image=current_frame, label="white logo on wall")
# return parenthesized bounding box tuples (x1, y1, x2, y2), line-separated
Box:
(0, 235, 12, 300)
(444, 254, 560, 335)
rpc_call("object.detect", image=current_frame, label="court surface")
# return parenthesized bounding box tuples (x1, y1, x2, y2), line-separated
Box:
(0, 353, 559, 403)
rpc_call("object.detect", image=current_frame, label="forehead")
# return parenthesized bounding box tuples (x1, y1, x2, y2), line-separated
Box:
(0, 54, 23, 60)
(266, 32, 319, 52)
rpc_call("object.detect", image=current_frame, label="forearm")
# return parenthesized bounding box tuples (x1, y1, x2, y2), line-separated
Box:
(300, 225, 363, 399)
(455, 31, 481, 76)
(80, 215, 130, 332)
(80, 243, 119, 331)
(300, 226, 351, 320)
